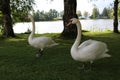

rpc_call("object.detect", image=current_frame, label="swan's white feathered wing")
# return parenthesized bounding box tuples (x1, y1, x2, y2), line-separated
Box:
(28, 36, 58, 49)
(72, 39, 111, 62)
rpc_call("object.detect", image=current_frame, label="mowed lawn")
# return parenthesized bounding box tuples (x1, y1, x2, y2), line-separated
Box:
(0, 31, 120, 80)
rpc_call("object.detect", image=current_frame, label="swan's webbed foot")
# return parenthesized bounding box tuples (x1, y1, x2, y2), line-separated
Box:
(78, 64, 85, 70)
(79, 61, 93, 72)
(36, 49, 44, 58)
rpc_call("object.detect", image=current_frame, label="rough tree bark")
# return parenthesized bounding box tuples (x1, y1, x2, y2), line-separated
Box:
(1, 0, 15, 37)
(61, 0, 78, 38)
(113, 0, 119, 33)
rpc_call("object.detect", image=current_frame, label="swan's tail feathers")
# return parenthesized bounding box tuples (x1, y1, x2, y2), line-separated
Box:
(101, 53, 111, 58)
(104, 53, 111, 57)
(53, 43, 59, 46)
(47, 43, 59, 48)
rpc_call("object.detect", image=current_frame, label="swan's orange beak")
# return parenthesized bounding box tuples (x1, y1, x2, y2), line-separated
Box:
(66, 20, 72, 26)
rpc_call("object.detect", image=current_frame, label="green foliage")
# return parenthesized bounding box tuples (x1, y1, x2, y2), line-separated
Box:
(77, 10, 82, 17)
(119, 2, 120, 17)
(0, 11, 2, 25)
(101, 7, 113, 19)
(90, 7, 113, 19)
(91, 7, 100, 19)
(0, 32, 120, 80)
(10, 0, 35, 23)
(0, 0, 35, 24)
(59, 11, 64, 18)
(33, 9, 59, 21)
(83, 11, 89, 18)
(101, 8, 109, 18)
(118, 5, 120, 19)
(0, 25, 3, 34)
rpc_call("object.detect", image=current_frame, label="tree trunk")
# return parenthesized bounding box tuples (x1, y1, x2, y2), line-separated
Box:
(61, 0, 78, 38)
(1, 0, 15, 37)
(113, 0, 119, 33)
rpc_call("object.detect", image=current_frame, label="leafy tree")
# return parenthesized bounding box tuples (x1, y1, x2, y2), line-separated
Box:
(101, 7, 113, 18)
(33, 10, 41, 21)
(83, 11, 89, 18)
(59, 11, 64, 18)
(11, 0, 35, 22)
(101, 7, 109, 18)
(0, 0, 15, 37)
(77, 10, 82, 17)
(39, 11, 46, 21)
(107, 8, 113, 19)
(47, 9, 58, 20)
(91, 7, 100, 19)
(0, 0, 34, 37)
(118, 5, 120, 19)
(0, 11, 3, 33)
(0, 11, 3, 26)
(33, 9, 59, 21)
(101, 7, 113, 19)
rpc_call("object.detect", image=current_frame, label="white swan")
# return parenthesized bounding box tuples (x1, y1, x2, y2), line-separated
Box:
(67, 18, 111, 69)
(28, 14, 59, 57)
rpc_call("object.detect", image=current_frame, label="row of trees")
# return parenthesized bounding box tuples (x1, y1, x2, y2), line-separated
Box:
(33, 9, 61, 21)
(90, 7, 113, 19)
(33, 7, 114, 21)
(0, 0, 120, 38)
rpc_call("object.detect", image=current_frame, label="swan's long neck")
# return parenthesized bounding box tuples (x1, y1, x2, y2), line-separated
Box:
(72, 20, 82, 50)
(29, 16, 35, 40)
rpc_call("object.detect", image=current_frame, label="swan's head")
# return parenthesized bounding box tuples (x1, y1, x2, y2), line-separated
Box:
(66, 18, 79, 26)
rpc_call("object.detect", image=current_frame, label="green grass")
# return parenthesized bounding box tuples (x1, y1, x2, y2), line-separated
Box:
(0, 31, 120, 80)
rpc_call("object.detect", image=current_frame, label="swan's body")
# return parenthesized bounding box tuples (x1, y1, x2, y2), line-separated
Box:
(67, 18, 111, 68)
(71, 39, 110, 62)
(28, 14, 58, 57)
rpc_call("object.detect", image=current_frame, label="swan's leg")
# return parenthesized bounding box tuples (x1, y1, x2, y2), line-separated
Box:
(36, 49, 44, 57)
(78, 63, 90, 72)
(39, 49, 44, 56)
(78, 63, 85, 70)
(89, 61, 93, 70)
(84, 61, 93, 72)
(79, 62, 93, 72)
(83, 63, 89, 71)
